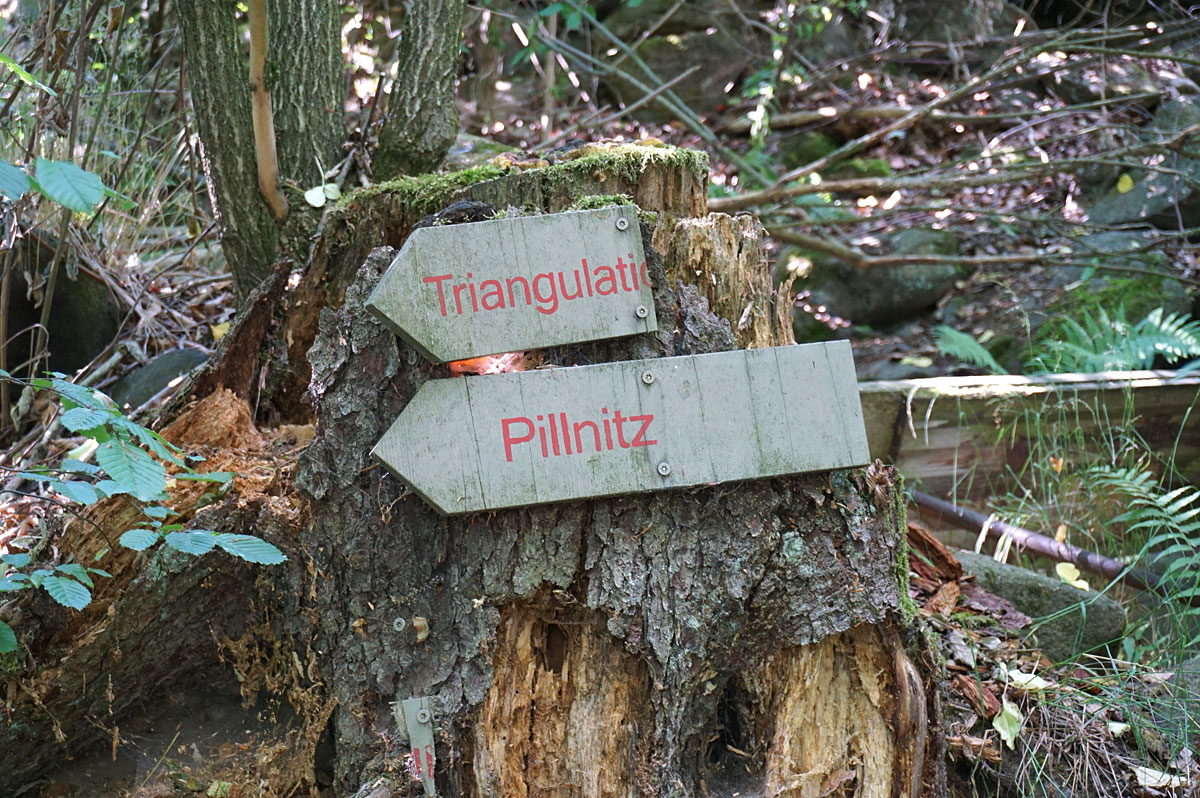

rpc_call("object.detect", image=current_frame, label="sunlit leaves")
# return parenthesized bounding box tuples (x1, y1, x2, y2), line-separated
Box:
(33, 157, 106, 212)
(0, 159, 31, 200)
(214, 534, 287, 564)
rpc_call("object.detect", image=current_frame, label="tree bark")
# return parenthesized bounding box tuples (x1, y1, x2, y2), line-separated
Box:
(374, 0, 465, 178)
(176, 0, 343, 304)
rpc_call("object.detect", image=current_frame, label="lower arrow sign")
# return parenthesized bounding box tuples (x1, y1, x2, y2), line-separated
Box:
(373, 341, 870, 515)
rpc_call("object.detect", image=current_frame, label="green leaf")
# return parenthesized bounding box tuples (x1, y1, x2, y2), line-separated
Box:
(60, 459, 101, 475)
(0, 53, 56, 95)
(113, 418, 185, 466)
(0, 159, 31, 201)
(215, 534, 287, 565)
(0, 621, 16, 653)
(55, 563, 93, 588)
(96, 439, 167, 502)
(142, 505, 172, 519)
(2, 553, 31, 568)
(48, 478, 99, 506)
(119, 528, 160, 551)
(164, 531, 218, 556)
(43, 377, 107, 410)
(94, 479, 129, 498)
(0, 574, 30, 591)
(61, 406, 111, 432)
(41, 575, 91, 609)
(33, 157, 106, 213)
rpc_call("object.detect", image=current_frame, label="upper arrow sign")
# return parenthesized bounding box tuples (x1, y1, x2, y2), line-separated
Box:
(373, 342, 870, 515)
(366, 206, 657, 363)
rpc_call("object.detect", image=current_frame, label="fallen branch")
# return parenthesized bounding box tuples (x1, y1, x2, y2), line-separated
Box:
(719, 92, 1162, 135)
(910, 490, 1198, 605)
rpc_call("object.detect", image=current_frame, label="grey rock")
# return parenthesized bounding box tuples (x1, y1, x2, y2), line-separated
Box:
(1085, 100, 1200, 230)
(3, 237, 122, 375)
(1046, 58, 1158, 108)
(956, 550, 1126, 662)
(107, 349, 208, 411)
(799, 227, 966, 328)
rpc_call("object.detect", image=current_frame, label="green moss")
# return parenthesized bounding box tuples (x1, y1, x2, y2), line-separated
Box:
(569, 193, 635, 210)
(832, 157, 893, 179)
(888, 471, 921, 627)
(337, 165, 507, 214)
(779, 131, 838, 171)
(336, 144, 707, 217)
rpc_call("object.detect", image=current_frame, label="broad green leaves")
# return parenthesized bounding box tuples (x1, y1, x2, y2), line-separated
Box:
(0, 157, 109, 213)
(0, 159, 31, 201)
(33, 157, 106, 213)
(96, 439, 168, 503)
(0, 371, 287, 650)
(119, 529, 160, 551)
(214, 534, 288, 565)
(41, 574, 92, 610)
(120, 527, 287, 564)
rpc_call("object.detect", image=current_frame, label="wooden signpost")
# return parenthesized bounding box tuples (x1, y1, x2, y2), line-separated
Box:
(366, 206, 657, 363)
(373, 343, 869, 514)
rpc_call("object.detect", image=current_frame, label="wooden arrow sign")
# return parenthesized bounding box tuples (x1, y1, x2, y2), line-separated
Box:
(373, 342, 869, 515)
(366, 206, 657, 363)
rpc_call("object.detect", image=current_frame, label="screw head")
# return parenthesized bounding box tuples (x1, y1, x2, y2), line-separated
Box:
(416, 708, 431, 724)
(635, 305, 649, 319)
(657, 462, 671, 476)
(616, 217, 630, 231)
(641, 371, 655, 385)
(393, 617, 407, 632)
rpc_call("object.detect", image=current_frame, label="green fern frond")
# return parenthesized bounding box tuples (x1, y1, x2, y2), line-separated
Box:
(1029, 307, 1200, 373)
(932, 325, 1008, 375)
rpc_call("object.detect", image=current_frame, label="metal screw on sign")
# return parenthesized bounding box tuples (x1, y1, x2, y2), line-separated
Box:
(417, 708, 431, 723)
(657, 462, 671, 476)
(635, 305, 649, 319)
(615, 217, 629, 230)
(641, 371, 655, 385)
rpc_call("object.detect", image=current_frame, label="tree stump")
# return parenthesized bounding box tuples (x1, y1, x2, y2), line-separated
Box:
(0, 147, 942, 797)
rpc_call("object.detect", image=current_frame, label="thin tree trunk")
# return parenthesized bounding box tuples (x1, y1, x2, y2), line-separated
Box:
(176, 0, 343, 303)
(374, 0, 465, 177)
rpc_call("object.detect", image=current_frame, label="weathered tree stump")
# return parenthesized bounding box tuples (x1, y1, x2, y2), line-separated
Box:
(0, 147, 943, 797)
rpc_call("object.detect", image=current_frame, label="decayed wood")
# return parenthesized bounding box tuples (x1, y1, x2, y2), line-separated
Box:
(660, 213, 796, 350)
(858, 370, 1200, 497)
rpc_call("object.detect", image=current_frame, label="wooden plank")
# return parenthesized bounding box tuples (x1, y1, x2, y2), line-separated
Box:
(373, 342, 870, 514)
(365, 206, 657, 363)
(858, 370, 1200, 497)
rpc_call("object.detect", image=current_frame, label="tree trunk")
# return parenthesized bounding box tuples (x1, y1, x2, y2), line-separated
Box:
(176, 0, 343, 304)
(0, 151, 943, 797)
(374, 0, 465, 178)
